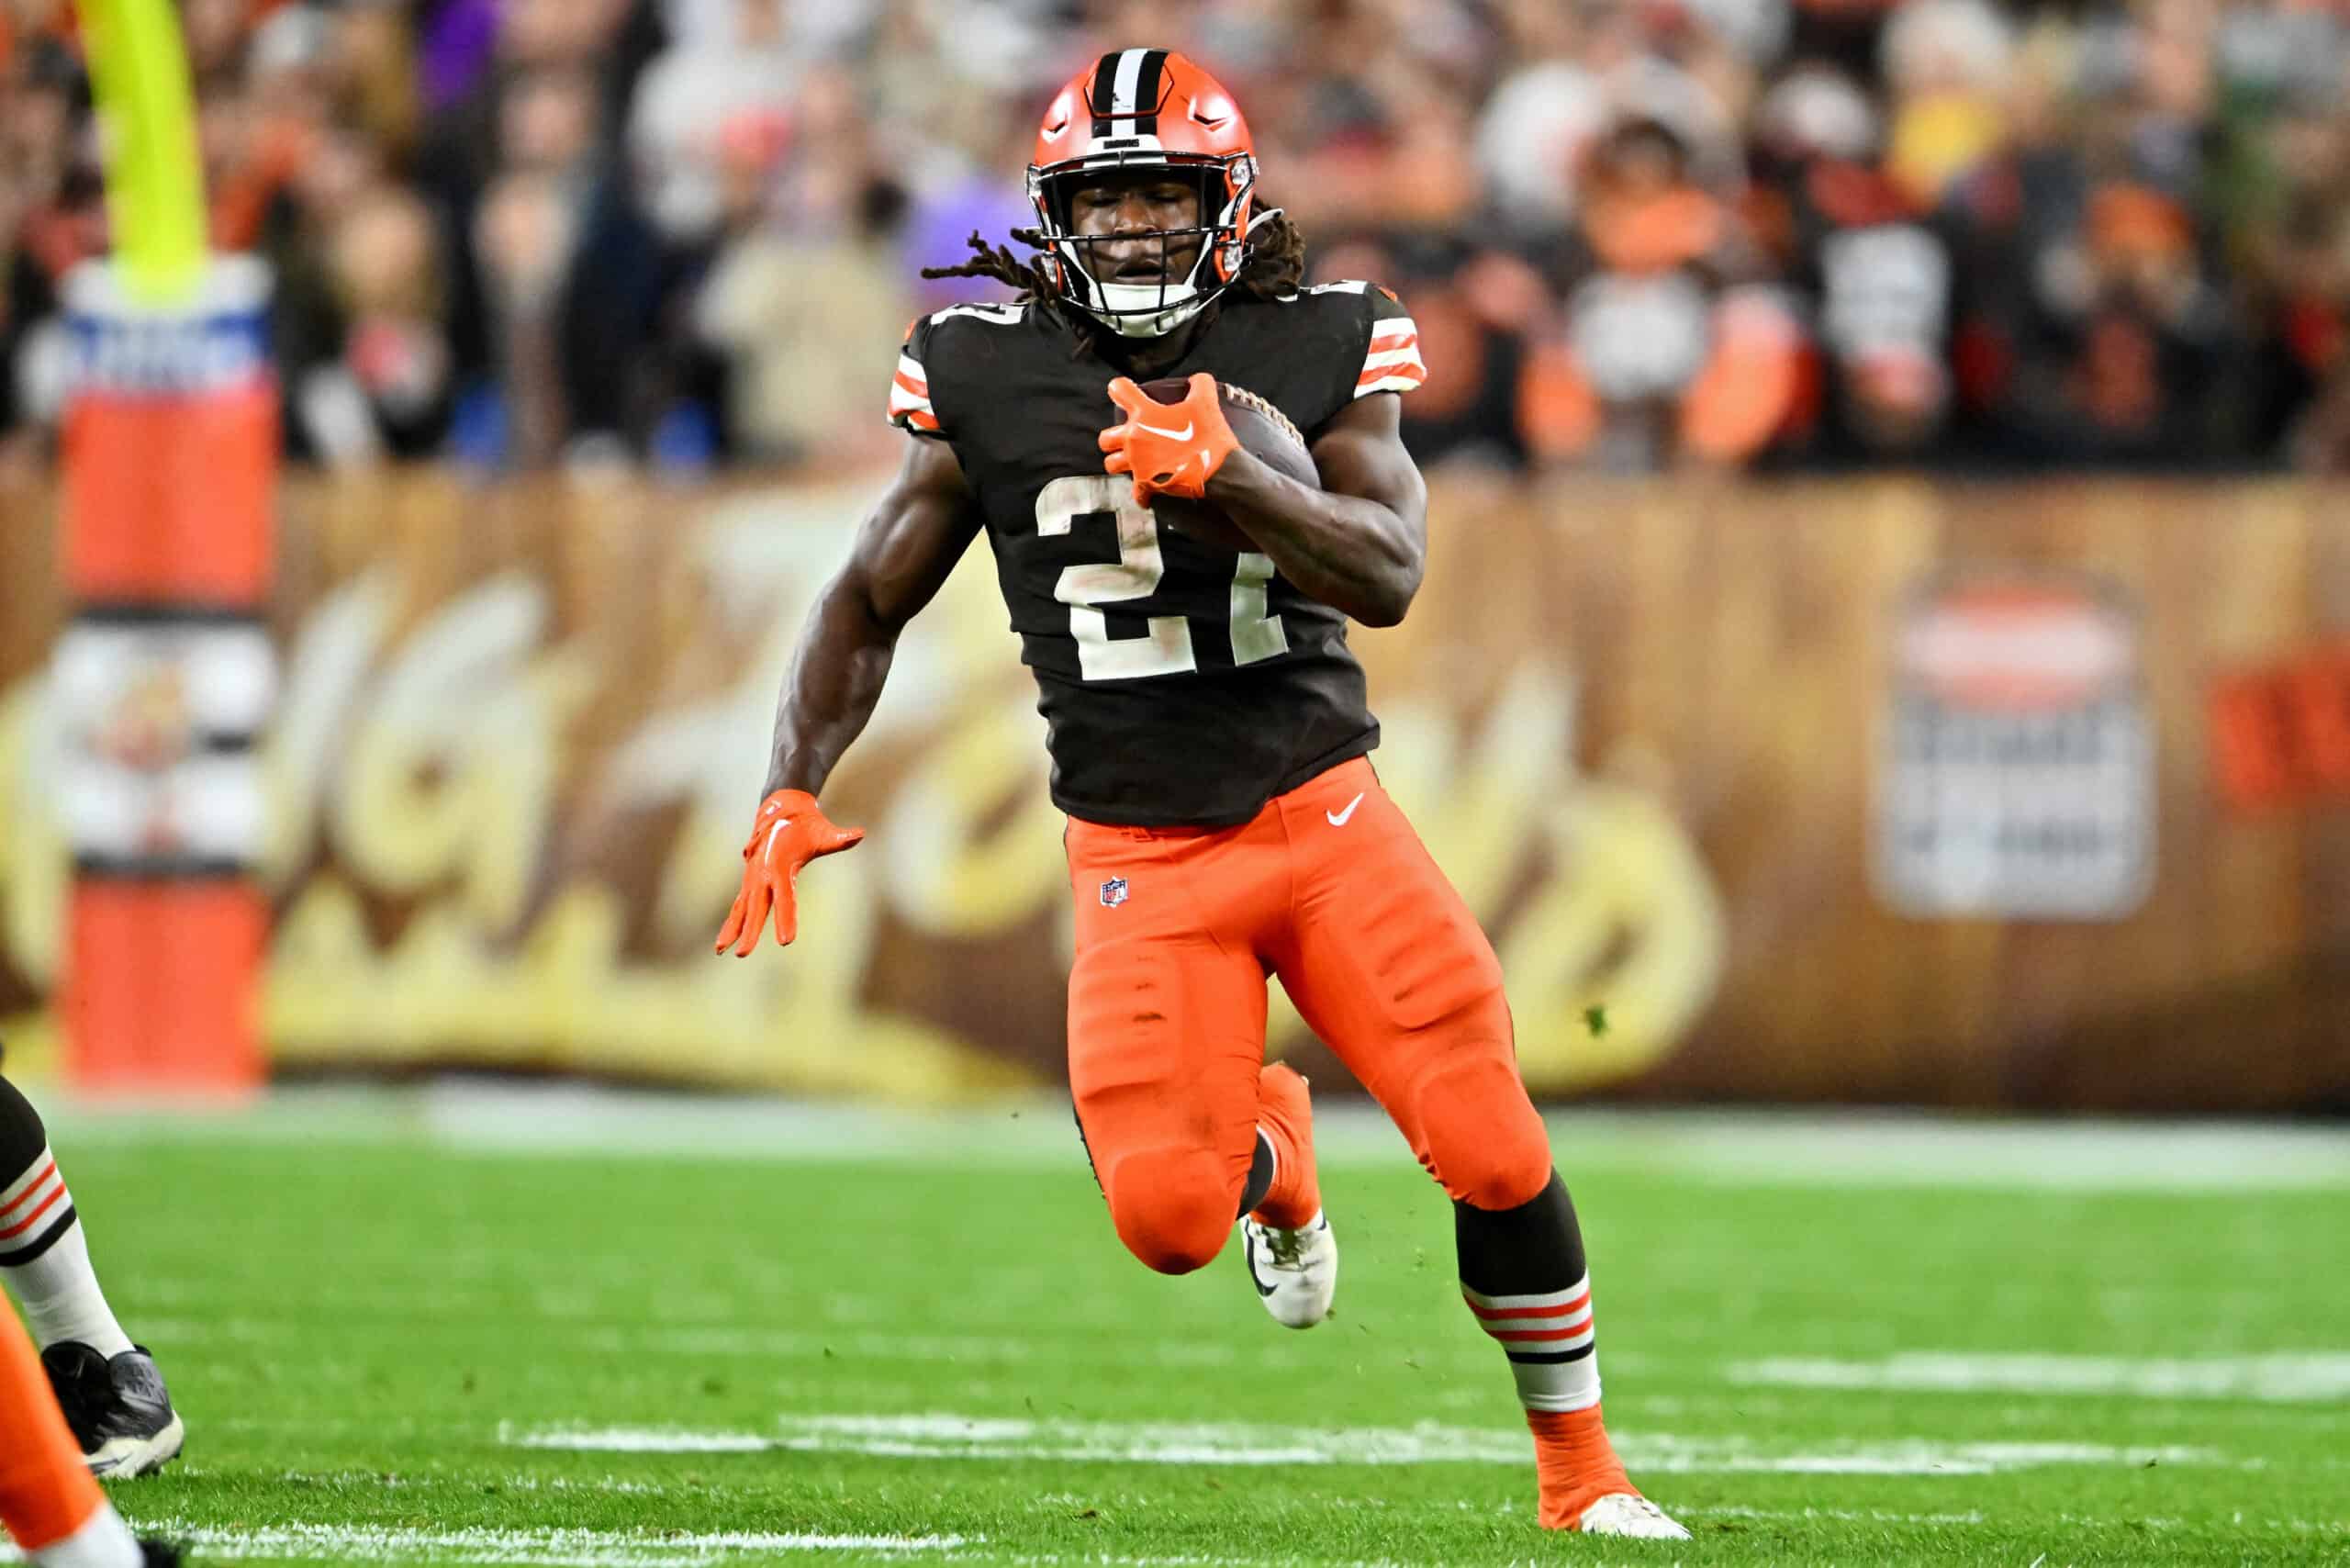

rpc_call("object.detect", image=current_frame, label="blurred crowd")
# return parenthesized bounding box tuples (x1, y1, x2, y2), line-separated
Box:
(4, 0, 2350, 475)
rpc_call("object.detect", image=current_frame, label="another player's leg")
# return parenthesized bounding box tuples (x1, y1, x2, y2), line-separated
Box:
(1269, 760, 1687, 1539)
(1064, 821, 1281, 1280)
(0, 1076, 182, 1478)
(0, 1299, 177, 1566)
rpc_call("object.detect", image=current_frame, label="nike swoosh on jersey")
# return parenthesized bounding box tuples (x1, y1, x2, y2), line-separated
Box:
(1326, 792, 1364, 826)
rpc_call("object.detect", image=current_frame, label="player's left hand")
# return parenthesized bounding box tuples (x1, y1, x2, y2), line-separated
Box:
(1100, 373, 1238, 504)
(713, 789, 865, 956)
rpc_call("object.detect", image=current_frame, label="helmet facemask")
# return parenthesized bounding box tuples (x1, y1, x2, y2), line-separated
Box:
(1029, 151, 1257, 338)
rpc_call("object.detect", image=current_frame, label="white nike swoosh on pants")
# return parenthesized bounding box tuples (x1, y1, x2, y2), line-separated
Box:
(1326, 792, 1364, 827)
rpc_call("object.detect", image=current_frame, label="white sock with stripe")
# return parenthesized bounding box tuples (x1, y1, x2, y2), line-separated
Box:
(1462, 1271, 1599, 1412)
(30, 1501, 143, 1568)
(0, 1150, 134, 1359)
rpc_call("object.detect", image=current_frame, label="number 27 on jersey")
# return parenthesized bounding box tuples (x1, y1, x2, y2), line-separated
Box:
(1035, 475, 1288, 682)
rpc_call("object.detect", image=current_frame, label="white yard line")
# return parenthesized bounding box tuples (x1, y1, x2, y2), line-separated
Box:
(1674, 1506, 2342, 1534)
(41, 1082, 2350, 1192)
(3, 1503, 2321, 1568)
(508, 1427, 774, 1453)
(188, 1469, 699, 1498)
(4, 1524, 969, 1567)
(1, 1511, 2322, 1568)
(1729, 1352, 2350, 1405)
(506, 1415, 2221, 1476)
(1682, 1506, 1991, 1526)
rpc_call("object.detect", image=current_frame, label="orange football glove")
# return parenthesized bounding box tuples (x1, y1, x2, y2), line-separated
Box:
(1099, 372, 1238, 504)
(713, 789, 865, 956)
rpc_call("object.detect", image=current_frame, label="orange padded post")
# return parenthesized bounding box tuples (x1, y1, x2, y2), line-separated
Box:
(55, 258, 275, 1096)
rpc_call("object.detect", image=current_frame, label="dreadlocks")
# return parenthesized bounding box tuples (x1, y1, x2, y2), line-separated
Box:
(919, 207, 1310, 345)
(921, 227, 1062, 304)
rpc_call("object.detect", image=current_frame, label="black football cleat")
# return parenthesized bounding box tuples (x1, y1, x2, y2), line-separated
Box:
(39, 1341, 185, 1477)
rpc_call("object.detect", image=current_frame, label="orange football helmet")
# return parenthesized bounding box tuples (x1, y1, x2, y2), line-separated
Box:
(1028, 48, 1263, 338)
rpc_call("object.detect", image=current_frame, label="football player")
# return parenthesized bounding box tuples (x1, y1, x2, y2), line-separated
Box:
(0, 1299, 178, 1564)
(717, 49, 1685, 1540)
(0, 1074, 183, 1478)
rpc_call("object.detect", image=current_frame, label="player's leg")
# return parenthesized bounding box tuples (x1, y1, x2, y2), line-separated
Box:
(1064, 822, 1284, 1277)
(0, 1075, 182, 1478)
(0, 1299, 169, 1567)
(1237, 1056, 1333, 1328)
(1267, 759, 1687, 1540)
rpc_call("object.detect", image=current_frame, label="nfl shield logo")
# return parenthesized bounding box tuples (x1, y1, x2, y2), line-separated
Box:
(1099, 877, 1129, 908)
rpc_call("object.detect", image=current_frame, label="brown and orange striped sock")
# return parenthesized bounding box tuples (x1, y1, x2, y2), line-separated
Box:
(1458, 1172, 1645, 1529)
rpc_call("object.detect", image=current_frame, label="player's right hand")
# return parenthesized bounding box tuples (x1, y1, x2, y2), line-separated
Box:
(1101, 373, 1238, 505)
(714, 790, 865, 956)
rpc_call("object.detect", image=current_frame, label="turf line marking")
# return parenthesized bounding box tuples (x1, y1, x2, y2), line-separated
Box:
(510, 1428, 773, 1453)
(4, 1523, 970, 1565)
(1651, 1506, 2350, 1536)
(1684, 1506, 1989, 1526)
(506, 1416, 2222, 1475)
(1728, 1352, 2350, 1405)
(419, 1092, 2350, 1189)
(262, 1470, 667, 1495)
(55, 1086, 2350, 1190)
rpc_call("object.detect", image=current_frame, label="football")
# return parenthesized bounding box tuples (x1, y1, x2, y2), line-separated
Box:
(1137, 377, 1320, 553)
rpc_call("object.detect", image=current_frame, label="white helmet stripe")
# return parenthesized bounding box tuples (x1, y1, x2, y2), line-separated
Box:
(1111, 48, 1148, 116)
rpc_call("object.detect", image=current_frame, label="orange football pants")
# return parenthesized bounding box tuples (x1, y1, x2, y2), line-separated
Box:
(0, 1302, 106, 1556)
(1065, 756, 1553, 1274)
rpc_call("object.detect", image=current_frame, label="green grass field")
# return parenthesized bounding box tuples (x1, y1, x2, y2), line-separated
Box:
(24, 1092, 2350, 1566)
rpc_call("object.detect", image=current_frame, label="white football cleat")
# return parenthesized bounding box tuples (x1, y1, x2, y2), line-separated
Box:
(1576, 1493, 1692, 1540)
(1241, 1210, 1337, 1328)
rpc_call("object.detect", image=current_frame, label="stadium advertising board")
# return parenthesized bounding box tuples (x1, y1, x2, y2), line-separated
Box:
(0, 472, 2344, 1110)
(1873, 573, 2154, 920)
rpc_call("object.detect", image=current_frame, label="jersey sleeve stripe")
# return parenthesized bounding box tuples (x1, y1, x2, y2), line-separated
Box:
(887, 365, 939, 431)
(1354, 365, 1427, 398)
(1357, 357, 1427, 386)
(1356, 314, 1425, 398)
(887, 344, 940, 434)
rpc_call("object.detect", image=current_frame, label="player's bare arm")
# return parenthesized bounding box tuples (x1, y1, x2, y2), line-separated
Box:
(716, 435, 979, 955)
(763, 436, 980, 797)
(1202, 391, 1427, 627)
